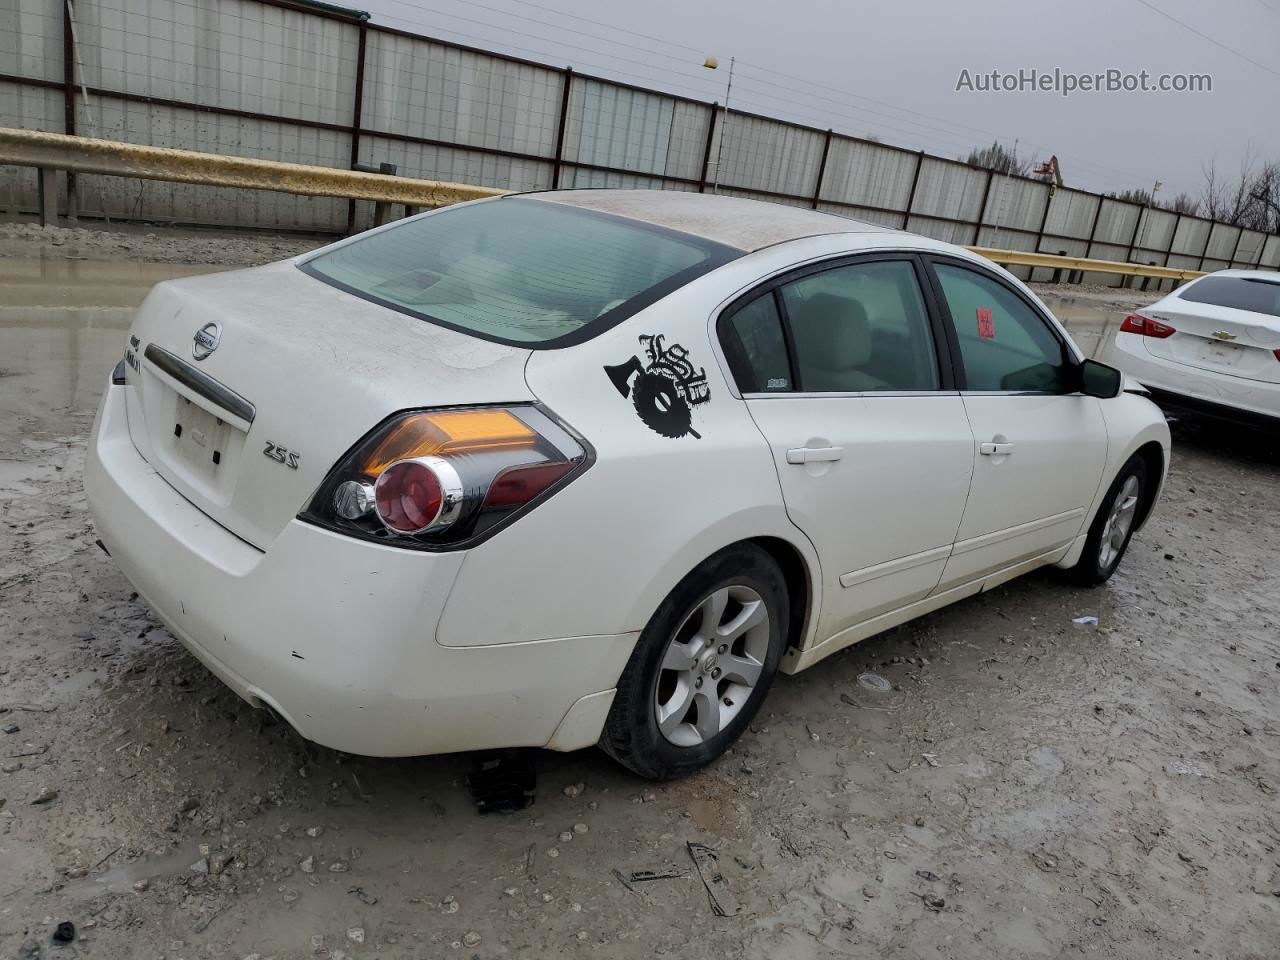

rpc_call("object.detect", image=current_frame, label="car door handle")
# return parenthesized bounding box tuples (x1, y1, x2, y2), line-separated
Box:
(979, 441, 1015, 456)
(786, 445, 845, 464)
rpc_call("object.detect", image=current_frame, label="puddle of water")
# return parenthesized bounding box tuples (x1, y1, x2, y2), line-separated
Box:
(0, 258, 228, 428)
(63, 844, 205, 900)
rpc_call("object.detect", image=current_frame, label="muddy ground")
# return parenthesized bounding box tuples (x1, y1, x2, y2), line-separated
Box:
(1, 226, 1277, 960)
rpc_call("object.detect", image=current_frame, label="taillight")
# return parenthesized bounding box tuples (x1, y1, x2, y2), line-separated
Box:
(1120, 313, 1176, 339)
(1273, 348, 1280, 363)
(301, 405, 592, 550)
(374, 457, 460, 534)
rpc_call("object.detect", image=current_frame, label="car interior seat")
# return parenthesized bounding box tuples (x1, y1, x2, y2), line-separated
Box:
(787, 293, 892, 392)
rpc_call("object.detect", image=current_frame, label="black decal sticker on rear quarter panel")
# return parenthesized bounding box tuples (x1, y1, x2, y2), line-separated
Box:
(604, 334, 710, 439)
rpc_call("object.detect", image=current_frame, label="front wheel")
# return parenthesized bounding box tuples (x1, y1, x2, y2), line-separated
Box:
(599, 544, 788, 780)
(1067, 455, 1148, 586)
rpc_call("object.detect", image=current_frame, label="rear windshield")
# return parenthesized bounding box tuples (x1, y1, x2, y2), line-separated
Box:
(299, 197, 740, 347)
(1177, 275, 1280, 318)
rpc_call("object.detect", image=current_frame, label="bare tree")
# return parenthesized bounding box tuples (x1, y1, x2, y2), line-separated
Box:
(1104, 188, 1198, 214)
(1248, 161, 1280, 234)
(1201, 156, 1256, 225)
(964, 141, 1032, 176)
(1200, 154, 1280, 233)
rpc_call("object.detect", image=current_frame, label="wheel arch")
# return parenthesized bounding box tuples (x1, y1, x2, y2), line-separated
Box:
(1097, 396, 1171, 534)
(1131, 439, 1165, 531)
(1055, 407, 1170, 572)
(745, 535, 813, 658)
(620, 516, 823, 663)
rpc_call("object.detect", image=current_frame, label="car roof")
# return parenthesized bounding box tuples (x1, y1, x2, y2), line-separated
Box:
(1195, 269, 1280, 283)
(526, 189, 894, 252)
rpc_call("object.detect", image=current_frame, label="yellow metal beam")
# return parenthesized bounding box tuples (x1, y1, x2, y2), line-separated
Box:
(0, 128, 1228, 284)
(967, 246, 1203, 282)
(0, 128, 505, 207)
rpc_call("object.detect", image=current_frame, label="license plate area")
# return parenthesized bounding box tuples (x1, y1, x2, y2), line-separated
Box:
(171, 396, 234, 481)
(1196, 338, 1244, 366)
(141, 370, 250, 507)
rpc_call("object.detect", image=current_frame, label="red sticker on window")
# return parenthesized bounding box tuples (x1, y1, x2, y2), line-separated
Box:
(976, 307, 995, 340)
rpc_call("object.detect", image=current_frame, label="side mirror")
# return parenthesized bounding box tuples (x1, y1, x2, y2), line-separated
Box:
(1079, 358, 1123, 399)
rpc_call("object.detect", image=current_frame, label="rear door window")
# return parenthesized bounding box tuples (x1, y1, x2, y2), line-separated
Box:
(779, 260, 940, 392)
(932, 263, 1072, 393)
(722, 293, 793, 392)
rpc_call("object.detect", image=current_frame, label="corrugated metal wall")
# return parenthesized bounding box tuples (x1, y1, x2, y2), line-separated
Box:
(80, 98, 352, 229)
(0, 0, 63, 210)
(0, 0, 61, 82)
(64, 0, 358, 229)
(364, 32, 559, 162)
(715, 113, 823, 197)
(0, 81, 61, 211)
(76, 0, 358, 124)
(1, 0, 1277, 280)
(560, 77, 708, 187)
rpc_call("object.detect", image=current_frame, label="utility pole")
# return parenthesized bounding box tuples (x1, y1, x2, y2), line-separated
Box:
(702, 55, 735, 194)
(991, 138, 1018, 244)
(1138, 179, 1162, 253)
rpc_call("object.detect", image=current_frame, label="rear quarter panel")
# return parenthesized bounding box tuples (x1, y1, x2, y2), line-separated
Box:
(435, 254, 823, 650)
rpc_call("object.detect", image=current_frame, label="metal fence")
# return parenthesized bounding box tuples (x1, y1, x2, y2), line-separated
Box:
(2, 0, 1278, 287)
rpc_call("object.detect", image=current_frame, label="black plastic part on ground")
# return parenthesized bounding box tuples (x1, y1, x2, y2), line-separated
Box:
(467, 750, 537, 814)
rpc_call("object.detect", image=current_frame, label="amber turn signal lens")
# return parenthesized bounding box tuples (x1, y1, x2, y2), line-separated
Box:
(359, 409, 535, 477)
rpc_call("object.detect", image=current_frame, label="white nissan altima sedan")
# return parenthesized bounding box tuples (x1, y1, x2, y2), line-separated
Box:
(86, 190, 1169, 779)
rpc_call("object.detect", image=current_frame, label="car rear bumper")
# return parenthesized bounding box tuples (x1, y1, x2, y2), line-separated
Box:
(86, 382, 635, 757)
(1108, 333, 1280, 423)
(1145, 387, 1280, 429)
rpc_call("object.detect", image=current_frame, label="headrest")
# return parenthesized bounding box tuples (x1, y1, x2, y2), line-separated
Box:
(788, 293, 872, 372)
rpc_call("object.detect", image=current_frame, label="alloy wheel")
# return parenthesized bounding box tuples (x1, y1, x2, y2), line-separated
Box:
(654, 585, 771, 747)
(1098, 474, 1141, 569)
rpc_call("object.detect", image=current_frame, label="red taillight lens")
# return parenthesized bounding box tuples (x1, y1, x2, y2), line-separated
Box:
(301, 405, 591, 550)
(482, 461, 574, 509)
(1273, 348, 1280, 363)
(374, 459, 446, 533)
(1120, 313, 1176, 339)
(1119, 313, 1146, 335)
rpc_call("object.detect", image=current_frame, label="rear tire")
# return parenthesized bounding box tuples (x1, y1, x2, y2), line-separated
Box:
(599, 543, 787, 780)
(1067, 455, 1148, 586)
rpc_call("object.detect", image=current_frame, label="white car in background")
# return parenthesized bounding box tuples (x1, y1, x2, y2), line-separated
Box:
(1107, 270, 1280, 425)
(86, 191, 1169, 780)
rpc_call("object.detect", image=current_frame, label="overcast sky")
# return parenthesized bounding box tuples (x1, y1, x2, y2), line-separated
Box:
(359, 0, 1279, 199)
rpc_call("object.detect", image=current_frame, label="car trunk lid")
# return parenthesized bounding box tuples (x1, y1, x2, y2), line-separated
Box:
(123, 261, 533, 550)
(1140, 302, 1280, 384)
